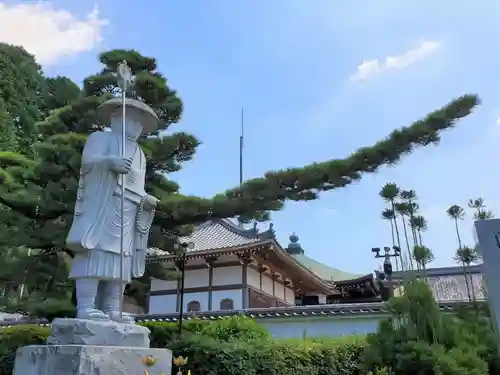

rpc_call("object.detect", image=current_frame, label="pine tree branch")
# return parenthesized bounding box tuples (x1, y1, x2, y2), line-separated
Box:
(155, 94, 479, 228)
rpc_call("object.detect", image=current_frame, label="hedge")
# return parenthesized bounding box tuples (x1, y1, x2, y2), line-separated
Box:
(168, 334, 365, 375)
(0, 317, 365, 375)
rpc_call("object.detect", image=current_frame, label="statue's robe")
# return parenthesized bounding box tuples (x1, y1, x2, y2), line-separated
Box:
(67, 130, 153, 282)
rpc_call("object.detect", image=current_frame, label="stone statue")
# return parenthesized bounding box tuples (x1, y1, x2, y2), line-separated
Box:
(66, 97, 159, 323)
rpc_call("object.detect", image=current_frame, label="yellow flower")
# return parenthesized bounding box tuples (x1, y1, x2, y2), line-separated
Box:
(173, 356, 188, 366)
(142, 355, 156, 367)
(143, 370, 150, 375)
(187, 370, 191, 375)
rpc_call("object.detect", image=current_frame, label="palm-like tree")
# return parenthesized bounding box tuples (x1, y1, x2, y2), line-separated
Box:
(400, 190, 419, 246)
(381, 208, 400, 271)
(468, 198, 494, 220)
(454, 246, 478, 302)
(395, 202, 414, 270)
(412, 245, 434, 279)
(380, 183, 405, 270)
(446, 204, 471, 302)
(410, 215, 427, 246)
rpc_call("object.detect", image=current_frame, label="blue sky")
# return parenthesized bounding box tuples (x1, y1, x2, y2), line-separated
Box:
(3, 0, 500, 274)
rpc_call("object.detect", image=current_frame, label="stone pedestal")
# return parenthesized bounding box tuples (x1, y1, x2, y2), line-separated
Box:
(13, 345, 172, 375)
(47, 318, 150, 348)
(13, 318, 171, 375)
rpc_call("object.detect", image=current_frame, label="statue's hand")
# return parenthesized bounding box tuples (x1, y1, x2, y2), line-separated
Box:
(143, 194, 158, 211)
(108, 157, 132, 174)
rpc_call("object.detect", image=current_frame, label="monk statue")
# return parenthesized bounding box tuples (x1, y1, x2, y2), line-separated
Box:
(66, 97, 159, 322)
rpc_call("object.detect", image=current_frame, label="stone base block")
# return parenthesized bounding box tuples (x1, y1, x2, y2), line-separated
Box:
(13, 345, 172, 375)
(47, 318, 150, 348)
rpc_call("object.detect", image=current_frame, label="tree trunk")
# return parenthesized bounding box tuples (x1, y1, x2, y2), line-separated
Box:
(391, 201, 405, 271)
(454, 219, 463, 249)
(389, 220, 400, 271)
(401, 215, 414, 270)
(467, 264, 476, 302)
(462, 263, 471, 302)
(454, 218, 471, 301)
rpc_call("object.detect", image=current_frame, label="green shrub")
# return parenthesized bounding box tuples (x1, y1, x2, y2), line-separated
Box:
(0, 316, 272, 374)
(0, 319, 365, 375)
(143, 315, 270, 347)
(361, 280, 493, 375)
(26, 299, 76, 321)
(0, 325, 49, 375)
(168, 334, 366, 375)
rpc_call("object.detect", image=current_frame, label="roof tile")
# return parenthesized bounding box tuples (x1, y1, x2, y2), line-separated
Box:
(428, 274, 485, 302)
(178, 219, 262, 252)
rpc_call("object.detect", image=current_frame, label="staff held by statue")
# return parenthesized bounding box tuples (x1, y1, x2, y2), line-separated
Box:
(117, 61, 133, 320)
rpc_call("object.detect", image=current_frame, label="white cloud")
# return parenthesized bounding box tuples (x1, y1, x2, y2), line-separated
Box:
(0, 2, 108, 65)
(351, 41, 442, 81)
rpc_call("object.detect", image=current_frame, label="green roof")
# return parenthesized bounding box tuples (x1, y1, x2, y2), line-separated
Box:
(292, 254, 362, 282)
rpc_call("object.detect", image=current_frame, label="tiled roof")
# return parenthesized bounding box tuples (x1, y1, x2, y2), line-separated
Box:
(292, 254, 362, 282)
(429, 274, 485, 302)
(178, 219, 263, 252)
(392, 265, 485, 302)
(148, 219, 275, 257)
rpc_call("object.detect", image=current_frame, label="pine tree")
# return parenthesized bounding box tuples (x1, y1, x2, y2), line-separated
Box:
(0, 49, 481, 309)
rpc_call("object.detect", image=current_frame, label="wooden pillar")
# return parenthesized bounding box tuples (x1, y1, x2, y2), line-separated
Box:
(206, 256, 218, 311)
(238, 252, 253, 309)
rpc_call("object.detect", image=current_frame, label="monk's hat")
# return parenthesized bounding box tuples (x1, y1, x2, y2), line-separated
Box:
(97, 98, 160, 135)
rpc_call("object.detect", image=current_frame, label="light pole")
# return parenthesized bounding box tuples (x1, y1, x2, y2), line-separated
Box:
(372, 246, 401, 299)
(174, 241, 194, 335)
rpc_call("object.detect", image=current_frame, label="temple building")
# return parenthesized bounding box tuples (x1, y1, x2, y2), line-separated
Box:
(147, 219, 381, 314)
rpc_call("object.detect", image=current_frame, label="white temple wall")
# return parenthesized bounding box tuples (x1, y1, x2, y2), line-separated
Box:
(148, 289, 243, 314)
(184, 269, 209, 288)
(149, 294, 176, 314)
(247, 268, 260, 288)
(262, 274, 274, 295)
(285, 287, 295, 304)
(150, 278, 177, 291)
(182, 291, 209, 311)
(246, 268, 295, 304)
(274, 282, 285, 300)
(213, 266, 242, 285)
(259, 315, 382, 339)
(212, 290, 242, 310)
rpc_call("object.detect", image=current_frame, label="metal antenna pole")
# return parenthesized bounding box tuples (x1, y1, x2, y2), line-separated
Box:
(117, 61, 132, 321)
(239, 108, 244, 187)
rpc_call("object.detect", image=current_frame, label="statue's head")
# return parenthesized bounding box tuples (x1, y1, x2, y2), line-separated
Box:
(97, 98, 159, 139)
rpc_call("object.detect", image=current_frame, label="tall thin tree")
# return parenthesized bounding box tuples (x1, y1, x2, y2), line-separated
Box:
(395, 202, 415, 271)
(446, 204, 471, 301)
(468, 198, 494, 220)
(412, 245, 434, 280)
(382, 208, 400, 271)
(380, 184, 405, 270)
(454, 246, 478, 302)
(410, 215, 427, 246)
(401, 190, 419, 247)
